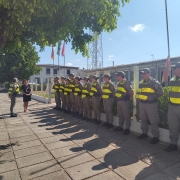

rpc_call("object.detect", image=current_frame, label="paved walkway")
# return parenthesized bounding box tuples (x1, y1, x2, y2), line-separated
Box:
(0, 92, 180, 180)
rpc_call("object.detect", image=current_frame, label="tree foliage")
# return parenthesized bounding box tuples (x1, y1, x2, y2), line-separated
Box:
(0, 42, 41, 82)
(0, 0, 130, 56)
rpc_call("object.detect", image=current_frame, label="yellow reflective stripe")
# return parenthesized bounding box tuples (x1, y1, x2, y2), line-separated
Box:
(82, 94, 86, 98)
(170, 86, 180, 92)
(74, 92, 78, 96)
(82, 90, 89, 93)
(102, 95, 109, 99)
(117, 87, 126, 93)
(75, 88, 81, 92)
(115, 93, 122, 98)
(69, 84, 75, 88)
(60, 86, 64, 89)
(64, 92, 68, 95)
(138, 88, 155, 93)
(169, 97, 180, 104)
(136, 94, 148, 100)
(90, 92, 94, 96)
(91, 87, 97, 92)
(59, 89, 63, 92)
(102, 89, 111, 93)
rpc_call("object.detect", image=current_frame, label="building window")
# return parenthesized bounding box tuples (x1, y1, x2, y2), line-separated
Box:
(67, 69, 70, 75)
(46, 68, 50, 75)
(54, 69, 57, 75)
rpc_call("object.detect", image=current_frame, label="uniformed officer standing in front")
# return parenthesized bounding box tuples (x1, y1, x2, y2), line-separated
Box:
(63, 78, 71, 113)
(8, 78, 20, 117)
(52, 77, 61, 110)
(68, 73, 76, 115)
(90, 75, 102, 124)
(114, 71, 134, 135)
(59, 77, 66, 111)
(82, 77, 92, 121)
(102, 74, 115, 129)
(136, 68, 163, 144)
(165, 62, 180, 152)
(74, 76, 83, 119)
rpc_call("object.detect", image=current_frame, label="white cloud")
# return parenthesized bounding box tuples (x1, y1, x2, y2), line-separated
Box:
(73, 59, 81, 62)
(129, 24, 145, 32)
(66, 63, 73, 66)
(108, 55, 115, 61)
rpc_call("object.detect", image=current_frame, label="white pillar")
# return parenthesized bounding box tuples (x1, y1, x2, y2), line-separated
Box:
(133, 66, 139, 121)
(41, 78, 43, 97)
(48, 77, 52, 104)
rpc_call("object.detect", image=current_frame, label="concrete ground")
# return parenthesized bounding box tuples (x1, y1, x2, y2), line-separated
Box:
(0, 92, 180, 180)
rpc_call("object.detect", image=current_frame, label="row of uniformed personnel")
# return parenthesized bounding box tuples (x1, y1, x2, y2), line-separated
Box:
(53, 63, 180, 152)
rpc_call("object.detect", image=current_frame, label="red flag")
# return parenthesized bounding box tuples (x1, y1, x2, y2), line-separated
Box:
(51, 47, 54, 60)
(162, 56, 171, 83)
(61, 43, 65, 57)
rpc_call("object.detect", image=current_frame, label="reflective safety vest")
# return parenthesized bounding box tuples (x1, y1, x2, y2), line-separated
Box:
(90, 82, 98, 96)
(169, 77, 180, 105)
(136, 79, 156, 101)
(69, 79, 75, 91)
(53, 83, 60, 92)
(8, 83, 20, 95)
(74, 83, 82, 96)
(115, 81, 126, 98)
(82, 83, 90, 99)
(64, 84, 72, 95)
(102, 83, 113, 99)
(59, 82, 65, 92)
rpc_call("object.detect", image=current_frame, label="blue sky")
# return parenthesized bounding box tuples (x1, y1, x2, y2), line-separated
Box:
(37, 0, 180, 69)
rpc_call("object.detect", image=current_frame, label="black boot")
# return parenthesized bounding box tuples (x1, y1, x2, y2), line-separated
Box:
(165, 144, 178, 152)
(137, 133, 148, 139)
(10, 113, 17, 117)
(150, 137, 159, 144)
(123, 129, 130, 135)
(113, 127, 123, 131)
(102, 122, 109, 126)
(53, 106, 58, 109)
(107, 124, 113, 129)
(95, 120, 101, 124)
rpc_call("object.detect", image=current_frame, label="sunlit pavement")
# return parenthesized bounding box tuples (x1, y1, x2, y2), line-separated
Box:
(0, 92, 179, 180)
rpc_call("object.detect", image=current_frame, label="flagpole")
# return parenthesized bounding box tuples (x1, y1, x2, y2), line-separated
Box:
(165, 0, 170, 58)
(165, 0, 171, 84)
(58, 54, 60, 77)
(64, 55, 65, 76)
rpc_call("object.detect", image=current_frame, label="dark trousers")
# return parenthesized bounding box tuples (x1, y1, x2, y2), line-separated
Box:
(10, 95, 16, 114)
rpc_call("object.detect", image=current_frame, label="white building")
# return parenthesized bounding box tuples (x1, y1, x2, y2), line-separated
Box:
(29, 64, 86, 84)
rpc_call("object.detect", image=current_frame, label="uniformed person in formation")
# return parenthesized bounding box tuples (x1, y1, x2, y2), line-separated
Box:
(101, 74, 115, 129)
(59, 77, 66, 111)
(8, 78, 20, 117)
(165, 62, 180, 152)
(114, 71, 134, 135)
(74, 76, 83, 119)
(82, 77, 92, 121)
(136, 68, 163, 144)
(90, 75, 102, 124)
(52, 77, 61, 110)
(68, 73, 76, 115)
(63, 78, 71, 113)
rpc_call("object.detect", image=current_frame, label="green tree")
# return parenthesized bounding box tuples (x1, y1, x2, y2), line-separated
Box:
(0, 42, 41, 82)
(0, 0, 130, 56)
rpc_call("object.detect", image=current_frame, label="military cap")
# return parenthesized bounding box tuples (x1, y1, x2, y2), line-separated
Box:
(172, 62, 180, 69)
(13, 78, 19, 82)
(54, 76, 59, 80)
(91, 75, 99, 80)
(60, 76, 66, 79)
(115, 71, 125, 77)
(103, 74, 111, 79)
(75, 76, 82, 80)
(140, 68, 151, 74)
(83, 76, 89, 81)
(65, 78, 70, 81)
(68, 73, 74, 76)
